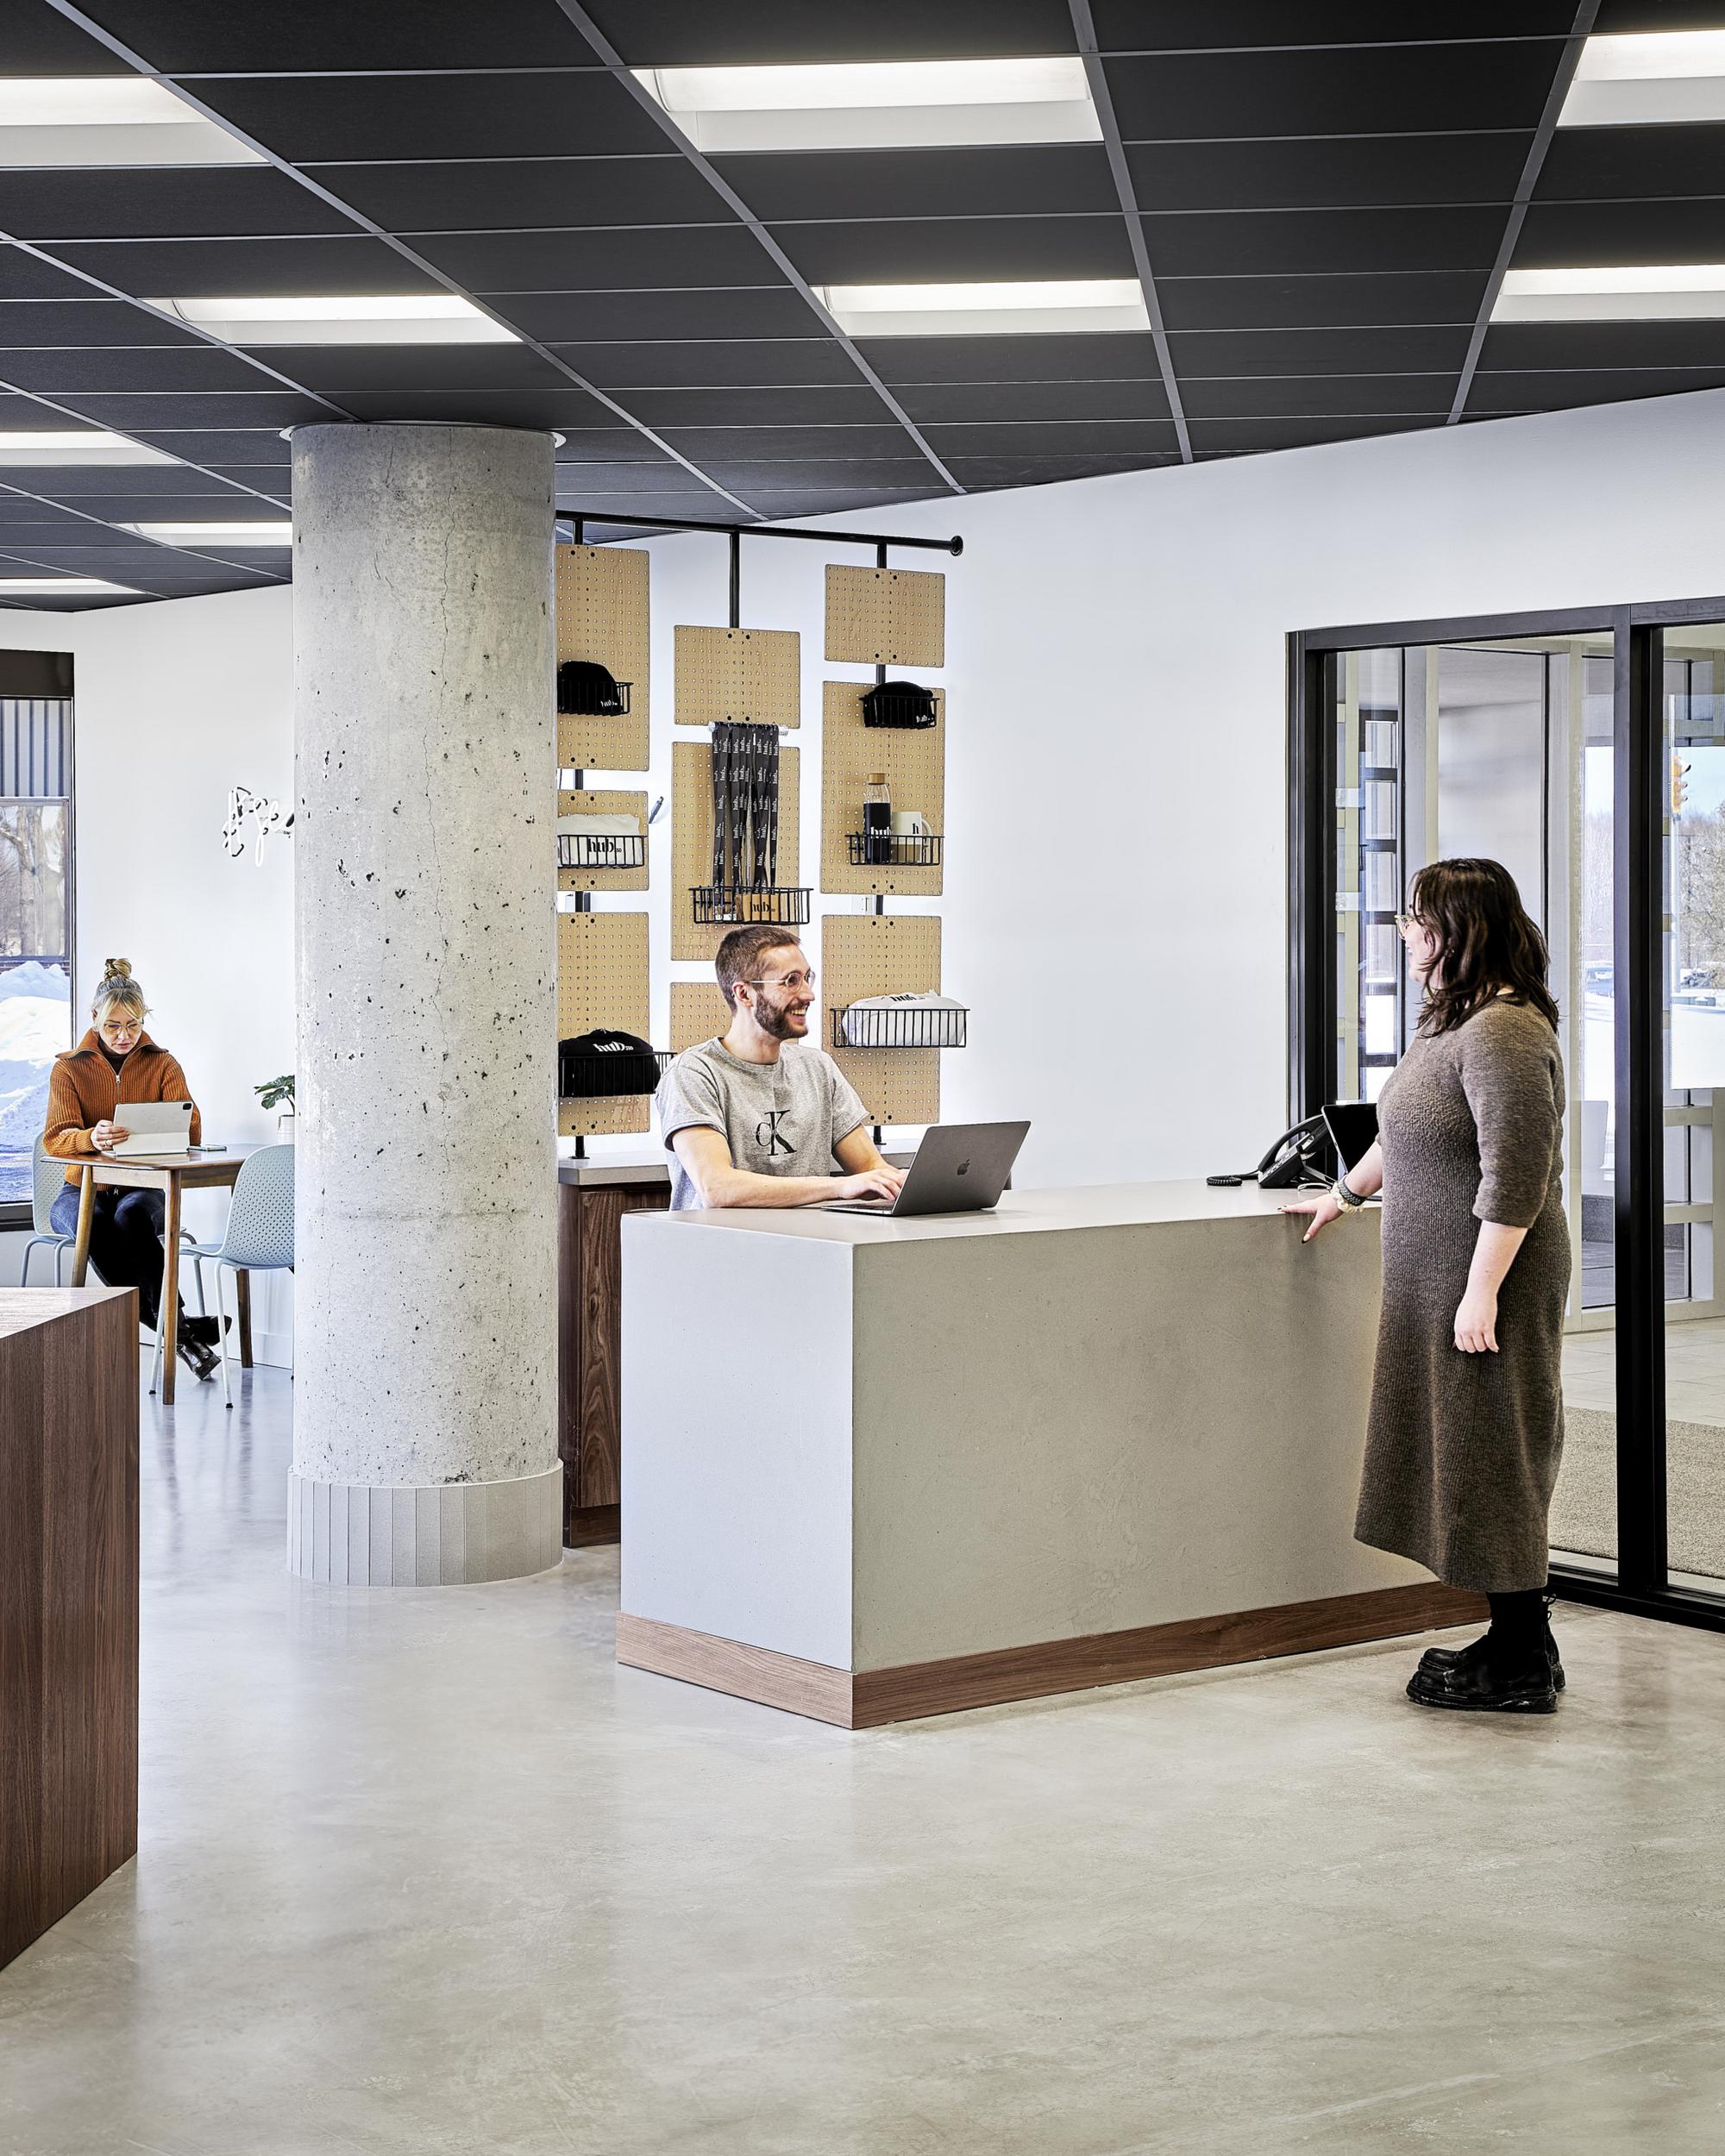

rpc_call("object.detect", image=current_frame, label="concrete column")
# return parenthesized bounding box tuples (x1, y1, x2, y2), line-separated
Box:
(287, 423, 561, 1584)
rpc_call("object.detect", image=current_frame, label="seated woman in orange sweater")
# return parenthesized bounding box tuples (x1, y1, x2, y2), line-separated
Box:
(45, 958, 220, 1381)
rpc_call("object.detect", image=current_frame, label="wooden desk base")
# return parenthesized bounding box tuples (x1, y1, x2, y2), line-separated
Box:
(557, 1174, 669, 1547)
(618, 1582, 1487, 1730)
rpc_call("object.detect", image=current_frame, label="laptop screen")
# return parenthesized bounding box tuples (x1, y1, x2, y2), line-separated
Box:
(1322, 1100, 1379, 1172)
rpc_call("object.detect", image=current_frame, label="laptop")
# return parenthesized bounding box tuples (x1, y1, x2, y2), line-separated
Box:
(821, 1119, 1030, 1219)
(109, 1099, 196, 1157)
(1322, 1099, 1379, 1174)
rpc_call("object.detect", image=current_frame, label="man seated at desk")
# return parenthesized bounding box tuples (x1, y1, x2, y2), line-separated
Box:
(657, 924, 906, 1212)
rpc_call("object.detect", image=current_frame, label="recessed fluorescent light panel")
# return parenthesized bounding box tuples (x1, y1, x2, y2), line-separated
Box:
(120, 521, 292, 546)
(0, 77, 263, 166)
(0, 577, 139, 594)
(819, 279, 1149, 338)
(1494, 266, 1725, 323)
(0, 429, 174, 466)
(146, 296, 517, 346)
(634, 56, 1101, 152)
(1560, 31, 1725, 126)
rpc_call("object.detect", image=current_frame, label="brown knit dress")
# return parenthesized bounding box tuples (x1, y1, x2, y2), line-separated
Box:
(1355, 997, 1569, 1594)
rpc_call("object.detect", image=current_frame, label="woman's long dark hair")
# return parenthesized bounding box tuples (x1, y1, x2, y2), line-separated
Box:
(1410, 857, 1559, 1036)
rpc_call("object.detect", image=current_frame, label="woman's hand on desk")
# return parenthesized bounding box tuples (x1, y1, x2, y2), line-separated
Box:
(833, 1165, 906, 1205)
(1281, 1190, 1343, 1243)
(91, 1119, 129, 1154)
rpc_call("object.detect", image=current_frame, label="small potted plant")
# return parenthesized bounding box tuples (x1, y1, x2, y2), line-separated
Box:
(256, 1072, 296, 1141)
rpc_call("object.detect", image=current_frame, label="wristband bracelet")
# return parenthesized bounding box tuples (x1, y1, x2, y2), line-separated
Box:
(1333, 1173, 1367, 1211)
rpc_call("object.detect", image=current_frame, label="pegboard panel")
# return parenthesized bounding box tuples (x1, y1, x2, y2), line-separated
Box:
(823, 912, 942, 1129)
(824, 565, 945, 667)
(820, 681, 944, 897)
(556, 787, 649, 893)
(556, 544, 650, 771)
(670, 737, 801, 962)
(670, 981, 732, 1052)
(557, 910, 650, 1138)
(674, 625, 800, 729)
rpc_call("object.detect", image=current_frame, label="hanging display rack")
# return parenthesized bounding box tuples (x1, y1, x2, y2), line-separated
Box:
(846, 831, 943, 868)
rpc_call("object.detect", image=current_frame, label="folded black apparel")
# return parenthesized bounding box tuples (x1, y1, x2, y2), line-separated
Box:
(559, 1029, 660, 1097)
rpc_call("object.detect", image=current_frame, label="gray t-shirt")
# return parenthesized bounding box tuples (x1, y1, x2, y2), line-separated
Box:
(656, 1037, 869, 1211)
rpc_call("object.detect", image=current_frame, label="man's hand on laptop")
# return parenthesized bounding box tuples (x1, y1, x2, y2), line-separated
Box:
(831, 1164, 906, 1205)
(92, 1119, 130, 1153)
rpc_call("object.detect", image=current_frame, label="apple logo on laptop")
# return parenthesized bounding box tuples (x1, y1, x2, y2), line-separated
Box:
(956, 1159, 969, 1176)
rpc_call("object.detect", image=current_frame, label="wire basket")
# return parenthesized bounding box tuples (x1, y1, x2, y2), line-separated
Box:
(558, 1046, 673, 1100)
(862, 683, 938, 730)
(558, 832, 646, 870)
(847, 830, 943, 868)
(833, 1002, 969, 1050)
(557, 673, 632, 717)
(692, 885, 812, 926)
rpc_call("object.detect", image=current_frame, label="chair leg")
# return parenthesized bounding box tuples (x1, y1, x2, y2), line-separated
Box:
(54, 1240, 66, 1287)
(149, 1293, 164, 1397)
(20, 1238, 35, 1288)
(216, 1264, 234, 1410)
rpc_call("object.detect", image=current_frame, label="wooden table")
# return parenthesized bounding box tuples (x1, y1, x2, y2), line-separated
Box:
(68, 1148, 256, 1403)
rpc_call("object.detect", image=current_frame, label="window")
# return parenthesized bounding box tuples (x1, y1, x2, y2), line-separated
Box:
(0, 693, 74, 1214)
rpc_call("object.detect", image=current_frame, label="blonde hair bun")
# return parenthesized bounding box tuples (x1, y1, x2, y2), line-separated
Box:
(102, 957, 133, 982)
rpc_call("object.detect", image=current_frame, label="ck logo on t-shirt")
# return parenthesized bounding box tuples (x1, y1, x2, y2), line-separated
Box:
(756, 1109, 795, 1156)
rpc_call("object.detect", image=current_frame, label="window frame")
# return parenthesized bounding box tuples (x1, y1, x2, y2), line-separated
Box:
(0, 687, 76, 1233)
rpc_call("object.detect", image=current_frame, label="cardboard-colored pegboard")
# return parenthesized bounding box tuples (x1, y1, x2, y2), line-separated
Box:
(824, 565, 945, 667)
(819, 681, 944, 898)
(556, 909, 651, 1138)
(670, 736, 801, 962)
(674, 625, 800, 729)
(823, 912, 942, 1128)
(556, 544, 649, 771)
(555, 787, 649, 893)
(670, 980, 731, 1053)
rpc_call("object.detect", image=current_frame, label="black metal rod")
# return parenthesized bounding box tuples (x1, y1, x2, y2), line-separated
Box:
(1615, 613, 1668, 1592)
(728, 529, 741, 630)
(556, 508, 962, 555)
(876, 537, 888, 688)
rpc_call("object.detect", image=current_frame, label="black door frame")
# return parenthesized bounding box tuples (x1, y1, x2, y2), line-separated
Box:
(1289, 595, 1725, 1637)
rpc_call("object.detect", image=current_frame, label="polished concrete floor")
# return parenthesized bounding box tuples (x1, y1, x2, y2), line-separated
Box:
(5, 1368, 1725, 2153)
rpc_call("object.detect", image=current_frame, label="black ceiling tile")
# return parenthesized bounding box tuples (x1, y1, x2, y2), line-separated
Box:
(1091, 4, 1578, 47)
(1518, 198, 1725, 268)
(66, 0, 603, 69)
(1167, 323, 1472, 374)
(1480, 320, 1725, 371)
(623, 384, 894, 426)
(6, 468, 247, 500)
(895, 377, 1170, 423)
(199, 469, 298, 494)
(555, 491, 745, 517)
(549, 339, 860, 388)
(729, 488, 952, 515)
(47, 235, 440, 297)
(1127, 134, 1529, 214)
(0, 247, 106, 301)
(584, 0, 1076, 64)
(499, 289, 812, 342)
(661, 423, 921, 460)
(0, 346, 292, 394)
(865, 332, 1163, 384)
(1180, 373, 1456, 418)
(200, 75, 668, 164)
(62, 392, 333, 429)
(3, 169, 359, 244)
(329, 158, 724, 236)
(116, 432, 295, 466)
(703, 461, 949, 491)
(420, 226, 765, 293)
(1104, 43, 1563, 141)
(328, 389, 630, 428)
(1537, 123, 1725, 204)
(530, 460, 683, 488)
(0, 7, 135, 69)
(923, 419, 1182, 456)
(941, 453, 1181, 486)
(1185, 414, 1445, 451)
(772, 215, 1134, 284)
(1144, 205, 1508, 279)
(1468, 367, 1725, 413)
(719, 146, 1120, 225)
(0, 300, 208, 350)
(1593, 1, 1725, 28)
(273, 342, 574, 393)
(1157, 271, 1487, 331)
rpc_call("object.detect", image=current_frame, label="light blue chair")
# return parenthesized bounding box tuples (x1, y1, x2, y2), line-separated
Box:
(163, 1143, 295, 1408)
(21, 1134, 77, 1286)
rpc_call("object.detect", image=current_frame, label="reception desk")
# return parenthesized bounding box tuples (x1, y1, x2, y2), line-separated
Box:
(617, 1182, 1479, 1727)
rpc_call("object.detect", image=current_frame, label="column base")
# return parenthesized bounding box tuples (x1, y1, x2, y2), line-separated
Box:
(288, 1463, 563, 1585)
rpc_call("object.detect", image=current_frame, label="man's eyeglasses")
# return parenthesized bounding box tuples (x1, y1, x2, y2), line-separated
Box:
(746, 971, 815, 993)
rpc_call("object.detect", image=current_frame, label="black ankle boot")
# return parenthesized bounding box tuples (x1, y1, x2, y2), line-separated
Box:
(1420, 1596, 1565, 1690)
(1407, 1639, 1558, 1713)
(176, 1332, 218, 1381)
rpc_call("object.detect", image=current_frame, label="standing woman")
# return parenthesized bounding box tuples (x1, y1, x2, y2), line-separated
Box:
(43, 959, 220, 1381)
(1285, 858, 1570, 1713)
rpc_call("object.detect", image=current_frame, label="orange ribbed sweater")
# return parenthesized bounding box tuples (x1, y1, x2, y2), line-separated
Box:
(44, 1029, 202, 1184)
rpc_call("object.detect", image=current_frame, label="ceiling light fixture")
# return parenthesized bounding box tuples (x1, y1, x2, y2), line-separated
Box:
(146, 295, 518, 346)
(817, 279, 1149, 338)
(0, 429, 175, 466)
(1493, 265, 1725, 322)
(0, 76, 264, 166)
(0, 576, 140, 594)
(120, 521, 293, 546)
(634, 56, 1101, 153)
(1559, 30, 1725, 127)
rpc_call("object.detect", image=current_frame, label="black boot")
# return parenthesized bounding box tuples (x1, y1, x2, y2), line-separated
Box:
(181, 1313, 230, 1350)
(176, 1332, 218, 1382)
(1407, 1645, 1557, 1713)
(1420, 1593, 1565, 1691)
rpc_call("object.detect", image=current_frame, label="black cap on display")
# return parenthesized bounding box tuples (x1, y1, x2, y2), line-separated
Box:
(557, 660, 630, 716)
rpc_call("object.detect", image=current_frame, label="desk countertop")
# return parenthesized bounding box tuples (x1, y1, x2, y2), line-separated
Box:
(633, 1178, 1364, 1246)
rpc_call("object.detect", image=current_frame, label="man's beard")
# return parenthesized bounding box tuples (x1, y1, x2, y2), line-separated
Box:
(757, 993, 809, 1040)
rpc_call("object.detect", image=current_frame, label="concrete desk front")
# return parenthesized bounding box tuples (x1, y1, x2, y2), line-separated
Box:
(617, 1181, 1479, 1727)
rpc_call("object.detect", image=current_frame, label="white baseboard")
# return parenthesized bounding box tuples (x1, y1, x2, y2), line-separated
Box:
(255, 1330, 295, 1370)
